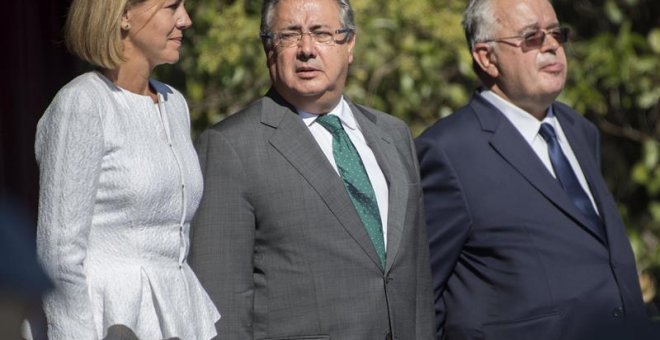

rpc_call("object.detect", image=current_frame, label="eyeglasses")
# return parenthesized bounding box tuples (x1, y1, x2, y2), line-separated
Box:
(481, 27, 570, 51)
(260, 28, 354, 48)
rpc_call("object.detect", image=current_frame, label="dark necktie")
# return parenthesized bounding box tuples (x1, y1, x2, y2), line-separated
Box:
(538, 123, 606, 241)
(315, 114, 386, 267)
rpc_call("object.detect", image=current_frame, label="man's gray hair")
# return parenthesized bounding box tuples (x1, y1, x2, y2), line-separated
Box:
(462, 0, 497, 52)
(260, 0, 356, 46)
(463, 0, 554, 51)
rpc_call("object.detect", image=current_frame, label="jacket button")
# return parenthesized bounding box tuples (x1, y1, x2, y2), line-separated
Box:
(385, 331, 392, 340)
(612, 306, 624, 318)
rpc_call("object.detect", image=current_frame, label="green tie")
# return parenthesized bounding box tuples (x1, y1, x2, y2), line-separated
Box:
(315, 114, 386, 267)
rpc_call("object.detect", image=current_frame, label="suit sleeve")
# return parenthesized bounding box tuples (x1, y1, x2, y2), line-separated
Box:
(189, 128, 255, 340)
(415, 136, 473, 339)
(35, 88, 103, 339)
(402, 128, 437, 340)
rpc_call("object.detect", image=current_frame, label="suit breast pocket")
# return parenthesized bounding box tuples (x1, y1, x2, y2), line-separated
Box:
(482, 312, 562, 340)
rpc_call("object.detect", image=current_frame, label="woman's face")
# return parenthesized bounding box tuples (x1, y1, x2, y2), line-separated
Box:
(121, 0, 192, 69)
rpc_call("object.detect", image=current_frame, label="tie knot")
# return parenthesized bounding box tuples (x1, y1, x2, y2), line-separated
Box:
(539, 123, 558, 143)
(315, 114, 344, 135)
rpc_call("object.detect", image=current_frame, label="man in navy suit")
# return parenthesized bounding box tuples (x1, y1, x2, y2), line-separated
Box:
(416, 0, 652, 339)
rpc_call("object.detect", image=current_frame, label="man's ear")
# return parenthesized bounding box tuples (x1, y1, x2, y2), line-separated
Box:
(346, 32, 356, 65)
(263, 43, 276, 67)
(472, 43, 499, 78)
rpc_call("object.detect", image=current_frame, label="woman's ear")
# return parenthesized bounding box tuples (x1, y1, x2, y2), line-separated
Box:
(121, 7, 131, 31)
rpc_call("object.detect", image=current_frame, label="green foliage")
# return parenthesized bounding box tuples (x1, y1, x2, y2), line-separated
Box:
(158, 0, 269, 135)
(157, 0, 660, 269)
(347, 0, 474, 135)
(556, 0, 660, 270)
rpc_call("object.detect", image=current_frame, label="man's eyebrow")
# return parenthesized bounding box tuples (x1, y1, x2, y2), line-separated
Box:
(519, 22, 561, 32)
(280, 24, 303, 31)
(309, 24, 332, 30)
(280, 23, 332, 31)
(518, 23, 540, 32)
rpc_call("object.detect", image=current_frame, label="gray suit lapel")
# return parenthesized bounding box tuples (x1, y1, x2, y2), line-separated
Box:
(470, 94, 607, 245)
(263, 91, 385, 269)
(349, 101, 408, 273)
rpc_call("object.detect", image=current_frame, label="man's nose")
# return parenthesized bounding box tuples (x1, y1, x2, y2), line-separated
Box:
(297, 33, 317, 59)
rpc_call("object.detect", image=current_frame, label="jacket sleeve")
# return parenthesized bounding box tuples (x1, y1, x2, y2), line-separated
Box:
(35, 88, 103, 339)
(189, 128, 255, 339)
(415, 136, 473, 340)
(402, 127, 437, 340)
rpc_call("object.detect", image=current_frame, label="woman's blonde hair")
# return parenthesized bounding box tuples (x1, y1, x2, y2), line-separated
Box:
(64, 0, 154, 69)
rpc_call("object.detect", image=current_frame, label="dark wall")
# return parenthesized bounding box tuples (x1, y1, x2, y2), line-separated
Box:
(1, 0, 80, 224)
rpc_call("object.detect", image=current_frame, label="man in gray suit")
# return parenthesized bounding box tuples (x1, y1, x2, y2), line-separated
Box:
(189, 0, 436, 339)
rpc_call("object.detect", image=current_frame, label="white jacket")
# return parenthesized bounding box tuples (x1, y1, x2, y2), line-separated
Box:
(35, 72, 220, 339)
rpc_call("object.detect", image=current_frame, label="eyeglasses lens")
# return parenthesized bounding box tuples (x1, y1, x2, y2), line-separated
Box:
(522, 28, 568, 49)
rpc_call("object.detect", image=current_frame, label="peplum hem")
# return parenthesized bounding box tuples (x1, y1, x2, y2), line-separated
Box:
(89, 262, 220, 340)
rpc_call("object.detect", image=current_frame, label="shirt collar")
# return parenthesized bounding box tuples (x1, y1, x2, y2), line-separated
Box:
(299, 97, 358, 131)
(479, 89, 556, 144)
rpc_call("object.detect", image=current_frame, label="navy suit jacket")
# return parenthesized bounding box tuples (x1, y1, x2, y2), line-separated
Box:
(415, 93, 651, 340)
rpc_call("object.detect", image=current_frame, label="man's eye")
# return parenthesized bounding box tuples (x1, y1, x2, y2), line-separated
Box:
(313, 31, 333, 40)
(523, 31, 542, 42)
(279, 32, 300, 40)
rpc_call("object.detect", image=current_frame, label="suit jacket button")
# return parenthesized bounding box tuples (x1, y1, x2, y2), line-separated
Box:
(612, 306, 624, 318)
(385, 331, 392, 340)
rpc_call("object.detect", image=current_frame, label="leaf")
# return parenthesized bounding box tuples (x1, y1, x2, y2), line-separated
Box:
(604, 0, 623, 24)
(649, 29, 660, 54)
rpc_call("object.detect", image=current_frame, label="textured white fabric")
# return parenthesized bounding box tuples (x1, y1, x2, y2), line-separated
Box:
(35, 72, 220, 340)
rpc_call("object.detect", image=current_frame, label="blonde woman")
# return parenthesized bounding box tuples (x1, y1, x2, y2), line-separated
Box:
(35, 0, 220, 338)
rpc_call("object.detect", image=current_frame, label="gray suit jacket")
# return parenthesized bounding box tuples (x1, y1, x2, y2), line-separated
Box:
(189, 89, 435, 340)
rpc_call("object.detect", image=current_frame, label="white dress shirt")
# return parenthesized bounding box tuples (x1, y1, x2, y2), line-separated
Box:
(480, 90, 599, 214)
(299, 97, 390, 245)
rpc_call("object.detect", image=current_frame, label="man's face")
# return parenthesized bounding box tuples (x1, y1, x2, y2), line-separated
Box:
(477, 0, 567, 117)
(265, 0, 355, 114)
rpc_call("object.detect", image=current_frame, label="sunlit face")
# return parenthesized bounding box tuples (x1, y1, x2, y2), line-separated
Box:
(265, 0, 355, 114)
(475, 0, 567, 117)
(122, 0, 192, 69)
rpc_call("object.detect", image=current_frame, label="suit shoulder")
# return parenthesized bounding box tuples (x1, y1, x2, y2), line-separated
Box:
(356, 103, 405, 126)
(554, 101, 594, 124)
(353, 103, 411, 141)
(553, 101, 599, 136)
(205, 97, 266, 134)
(417, 104, 479, 142)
